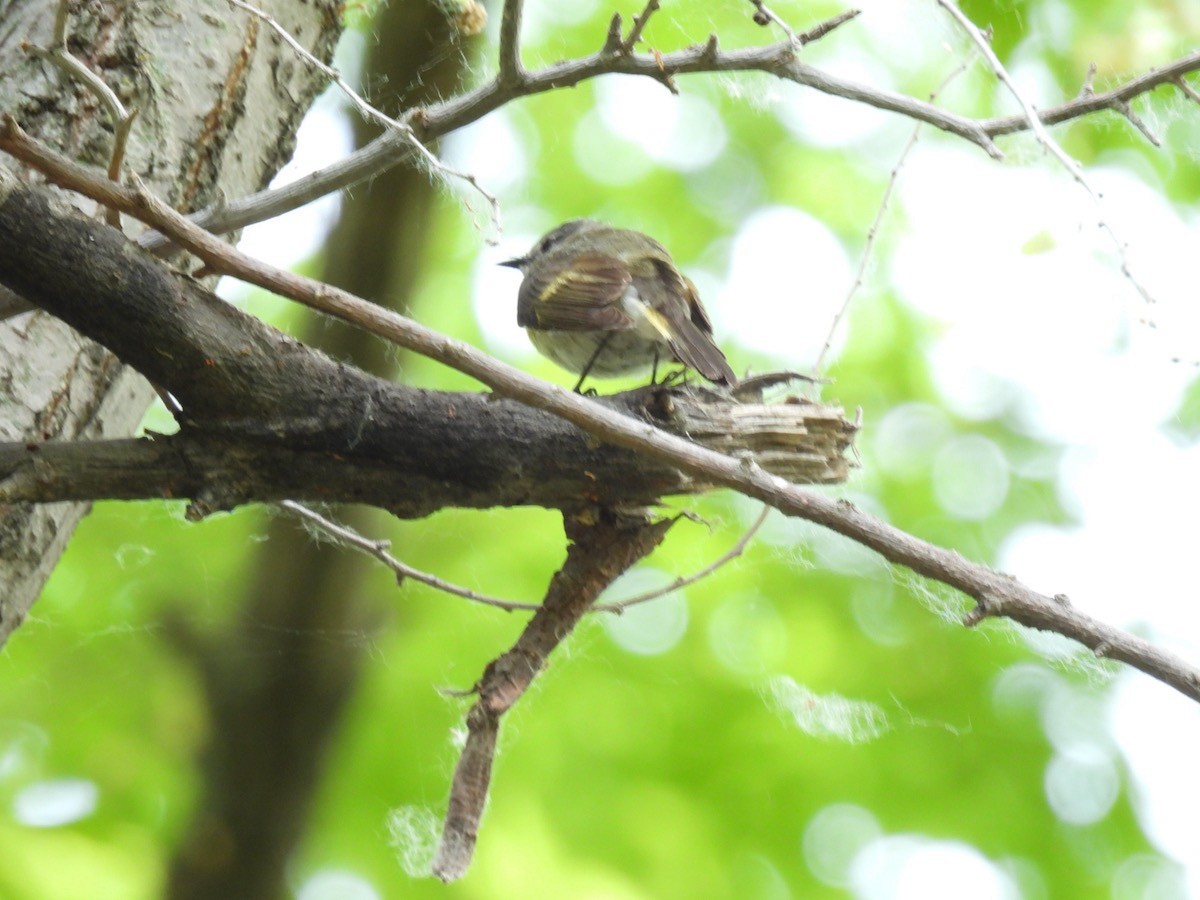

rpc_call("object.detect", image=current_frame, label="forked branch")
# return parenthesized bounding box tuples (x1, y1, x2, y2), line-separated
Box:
(432, 510, 675, 881)
(0, 124, 1197, 706)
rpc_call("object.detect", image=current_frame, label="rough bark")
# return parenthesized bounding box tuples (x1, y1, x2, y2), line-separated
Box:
(0, 176, 854, 525)
(0, 0, 343, 644)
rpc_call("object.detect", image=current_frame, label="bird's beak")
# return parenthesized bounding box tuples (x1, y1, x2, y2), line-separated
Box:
(499, 256, 526, 269)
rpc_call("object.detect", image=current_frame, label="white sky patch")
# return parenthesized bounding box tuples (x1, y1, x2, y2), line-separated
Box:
(1004, 58, 1062, 110)
(925, 339, 1021, 421)
(1001, 437, 1200, 641)
(443, 108, 531, 196)
(230, 96, 352, 274)
(512, 0, 601, 44)
(851, 836, 1020, 900)
(716, 206, 853, 364)
(776, 51, 898, 150)
(1110, 677, 1200, 897)
(597, 77, 729, 171)
(850, 0, 957, 75)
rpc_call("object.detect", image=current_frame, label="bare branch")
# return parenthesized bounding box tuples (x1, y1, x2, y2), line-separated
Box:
(433, 510, 674, 881)
(497, 0, 525, 83)
(748, 0, 799, 46)
(936, 0, 1156, 304)
(1113, 99, 1162, 146)
(601, 13, 624, 55)
(225, 0, 501, 240)
(797, 9, 861, 44)
(596, 504, 770, 613)
(283, 499, 769, 617)
(812, 57, 973, 380)
(25, 0, 131, 130)
(137, 24, 1200, 252)
(1176, 76, 1200, 105)
(23, 0, 138, 225)
(3, 125, 1198, 704)
(981, 53, 1200, 134)
(1079, 61, 1098, 97)
(280, 501, 541, 612)
(623, 0, 662, 53)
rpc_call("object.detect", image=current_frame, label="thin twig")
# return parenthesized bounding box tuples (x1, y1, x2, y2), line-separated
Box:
(1177, 76, 1200, 105)
(23, 0, 138, 225)
(27, 0, 129, 128)
(935, 0, 1155, 305)
(280, 501, 540, 612)
(797, 9, 861, 44)
(497, 0, 524, 83)
(1079, 61, 1098, 97)
(52, 0, 69, 42)
(225, 0, 501, 240)
(282, 498, 766, 616)
(595, 504, 770, 613)
(106, 109, 139, 184)
(135, 26, 1199, 252)
(748, 0, 799, 47)
(811, 57, 973, 380)
(623, 0, 662, 53)
(4, 121, 1200, 705)
(1114, 99, 1161, 146)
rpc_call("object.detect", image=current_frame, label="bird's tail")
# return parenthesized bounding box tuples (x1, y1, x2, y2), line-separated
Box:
(643, 305, 736, 385)
(667, 314, 737, 385)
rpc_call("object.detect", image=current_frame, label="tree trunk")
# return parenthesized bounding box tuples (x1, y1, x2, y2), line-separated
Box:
(0, 0, 343, 644)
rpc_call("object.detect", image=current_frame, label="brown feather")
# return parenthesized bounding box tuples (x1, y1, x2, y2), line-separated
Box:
(647, 261, 736, 385)
(518, 252, 634, 331)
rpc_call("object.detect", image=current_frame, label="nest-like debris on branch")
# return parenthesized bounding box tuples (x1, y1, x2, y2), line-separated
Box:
(638, 373, 859, 487)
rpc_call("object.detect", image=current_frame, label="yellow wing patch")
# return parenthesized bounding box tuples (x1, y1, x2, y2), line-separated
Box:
(638, 304, 674, 342)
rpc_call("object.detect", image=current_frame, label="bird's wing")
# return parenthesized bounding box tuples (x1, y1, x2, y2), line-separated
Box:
(648, 261, 737, 385)
(682, 274, 715, 334)
(517, 252, 636, 331)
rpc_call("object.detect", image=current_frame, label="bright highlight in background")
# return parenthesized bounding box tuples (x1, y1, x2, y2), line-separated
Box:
(11, 778, 97, 828)
(717, 206, 853, 364)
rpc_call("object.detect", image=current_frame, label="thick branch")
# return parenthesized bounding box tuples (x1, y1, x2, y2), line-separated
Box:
(433, 509, 674, 881)
(1, 148, 1195, 704)
(0, 175, 851, 517)
(0, 393, 850, 516)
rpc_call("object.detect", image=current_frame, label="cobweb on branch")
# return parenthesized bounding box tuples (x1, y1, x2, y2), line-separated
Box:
(386, 805, 442, 878)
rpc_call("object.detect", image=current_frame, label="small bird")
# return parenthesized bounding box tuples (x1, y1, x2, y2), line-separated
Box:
(500, 220, 736, 391)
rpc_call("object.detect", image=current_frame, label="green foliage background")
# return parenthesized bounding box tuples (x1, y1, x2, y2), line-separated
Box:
(1, 0, 1196, 897)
